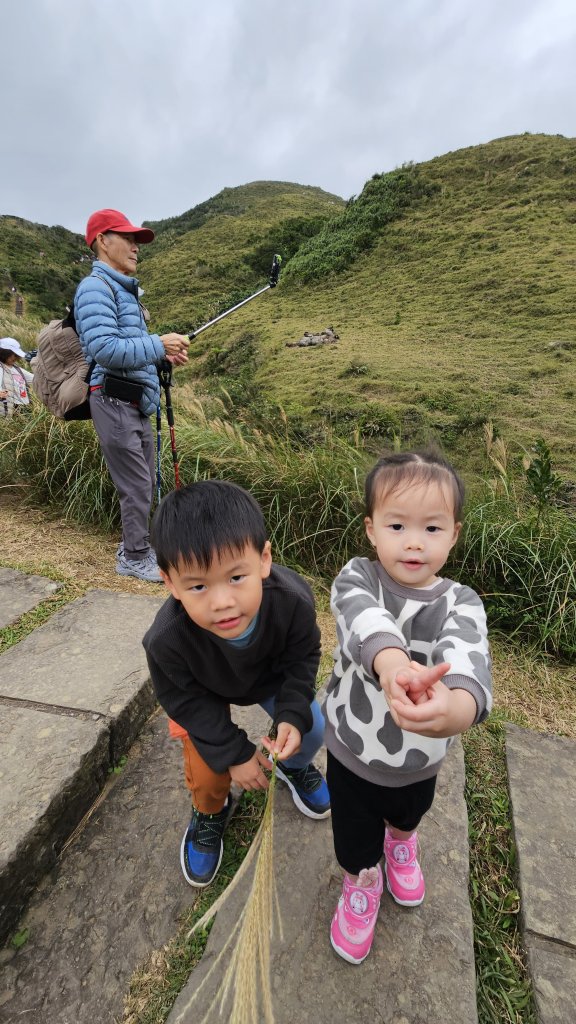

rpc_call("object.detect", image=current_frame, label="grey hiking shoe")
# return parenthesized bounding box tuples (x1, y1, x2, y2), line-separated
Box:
(115, 551, 163, 583)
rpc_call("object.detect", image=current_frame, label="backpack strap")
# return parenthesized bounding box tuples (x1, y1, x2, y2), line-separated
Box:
(73, 272, 116, 387)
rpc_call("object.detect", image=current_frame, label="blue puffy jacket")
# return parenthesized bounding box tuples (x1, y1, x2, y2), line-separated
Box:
(74, 261, 165, 416)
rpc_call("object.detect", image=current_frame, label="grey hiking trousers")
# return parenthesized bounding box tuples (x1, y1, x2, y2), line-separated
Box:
(90, 392, 155, 561)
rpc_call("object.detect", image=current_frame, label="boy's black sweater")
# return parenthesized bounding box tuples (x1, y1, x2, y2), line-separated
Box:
(142, 564, 321, 772)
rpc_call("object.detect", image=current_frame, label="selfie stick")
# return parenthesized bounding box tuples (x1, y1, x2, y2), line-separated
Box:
(159, 254, 282, 490)
(187, 255, 282, 340)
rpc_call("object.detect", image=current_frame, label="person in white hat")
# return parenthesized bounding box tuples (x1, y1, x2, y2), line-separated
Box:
(0, 338, 34, 418)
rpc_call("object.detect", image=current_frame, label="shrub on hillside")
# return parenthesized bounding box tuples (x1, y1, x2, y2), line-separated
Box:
(453, 431, 576, 658)
(0, 402, 367, 577)
(284, 166, 439, 284)
(0, 408, 120, 529)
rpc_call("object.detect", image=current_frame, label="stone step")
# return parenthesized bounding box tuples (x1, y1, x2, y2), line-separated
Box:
(506, 723, 576, 1024)
(0, 567, 61, 628)
(1, 703, 477, 1024)
(0, 711, 191, 1023)
(0, 586, 164, 945)
(0, 704, 266, 1021)
(167, 729, 478, 1024)
(1, 685, 478, 1023)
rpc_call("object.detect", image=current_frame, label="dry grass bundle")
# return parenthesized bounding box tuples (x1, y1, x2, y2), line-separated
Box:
(173, 760, 282, 1024)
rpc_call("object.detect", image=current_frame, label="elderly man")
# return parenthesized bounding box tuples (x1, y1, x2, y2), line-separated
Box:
(75, 209, 189, 582)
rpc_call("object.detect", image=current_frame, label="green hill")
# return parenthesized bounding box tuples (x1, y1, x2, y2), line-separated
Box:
(173, 134, 576, 476)
(138, 181, 344, 331)
(0, 181, 343, 328)
(0, 217, 88, 321)
(2, 136, 575, 475)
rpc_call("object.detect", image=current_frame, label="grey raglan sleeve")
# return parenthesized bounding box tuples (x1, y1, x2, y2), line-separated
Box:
(331, 558, 408, 680)
(432, 584, 493, 724)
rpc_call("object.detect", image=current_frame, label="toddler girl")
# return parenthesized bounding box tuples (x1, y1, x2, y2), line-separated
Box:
(323, 451, 492, 963)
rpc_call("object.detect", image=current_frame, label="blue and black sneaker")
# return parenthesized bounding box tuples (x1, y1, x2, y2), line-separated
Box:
(180, 799, 230, 888)
(274, 762, 331, 819)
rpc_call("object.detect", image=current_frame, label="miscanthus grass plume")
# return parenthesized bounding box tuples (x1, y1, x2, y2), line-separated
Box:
(172, 760, 282, 1024)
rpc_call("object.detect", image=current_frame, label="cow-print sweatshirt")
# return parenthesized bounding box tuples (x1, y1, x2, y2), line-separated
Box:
(323, 558, 492, 788)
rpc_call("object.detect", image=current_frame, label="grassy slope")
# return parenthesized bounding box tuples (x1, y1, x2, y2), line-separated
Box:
(0, 217, 88, 320)
(175, 134, 576, 476)
(0, 182, 343, 330)
(138, 181, 344, 332)
(2, 135, 575, 475)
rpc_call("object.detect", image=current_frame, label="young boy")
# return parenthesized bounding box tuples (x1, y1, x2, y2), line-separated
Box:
(143, 480, 330, 888)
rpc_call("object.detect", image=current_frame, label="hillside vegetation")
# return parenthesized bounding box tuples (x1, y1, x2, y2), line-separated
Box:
(138, 181, 344, 331)
(0, 181, 343, 329)
(172, 134, 576, 477)
(0, 217, 88, 320)
(2, 134, 575, 476)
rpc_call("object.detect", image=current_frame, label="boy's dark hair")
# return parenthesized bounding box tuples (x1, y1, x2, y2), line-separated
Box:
(364, 450, 465, 520)
(151, 480, 268, 573)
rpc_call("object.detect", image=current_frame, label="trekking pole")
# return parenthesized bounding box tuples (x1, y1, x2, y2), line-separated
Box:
(158, 360, 181, 489)
(155, 403, 162, 503)
(187, 254, 282, 340)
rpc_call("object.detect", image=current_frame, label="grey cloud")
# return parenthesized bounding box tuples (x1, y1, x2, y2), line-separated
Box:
(1, 0, 575, 232)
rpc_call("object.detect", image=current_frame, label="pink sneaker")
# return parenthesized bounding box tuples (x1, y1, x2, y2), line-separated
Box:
(330, 864, 383, 964)
(384, 829, 425, 906)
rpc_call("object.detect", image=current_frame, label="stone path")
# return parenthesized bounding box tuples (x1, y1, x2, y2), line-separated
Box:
(167, 723, 477, 1024)
(0, 710, 192, 1023)
(4, 570, 574, 1024)
(506, 724, 576, 1024)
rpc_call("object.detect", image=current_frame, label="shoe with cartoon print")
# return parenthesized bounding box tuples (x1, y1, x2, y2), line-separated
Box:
(384, 828, 425, 906)
(330, 864, 383, 964)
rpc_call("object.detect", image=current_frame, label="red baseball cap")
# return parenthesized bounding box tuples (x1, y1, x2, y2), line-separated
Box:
(85, 209, 155, 248)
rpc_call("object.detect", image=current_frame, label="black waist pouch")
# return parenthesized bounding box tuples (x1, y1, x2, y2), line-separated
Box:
(102, 374, 144, 403)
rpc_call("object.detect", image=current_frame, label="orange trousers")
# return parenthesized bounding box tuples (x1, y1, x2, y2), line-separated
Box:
(168, 717, 230, 814)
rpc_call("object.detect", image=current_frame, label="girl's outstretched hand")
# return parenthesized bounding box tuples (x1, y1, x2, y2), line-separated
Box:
(261, 722, 302, 761)
(393, 660, 451, 705)
(389, 682, 477, 738)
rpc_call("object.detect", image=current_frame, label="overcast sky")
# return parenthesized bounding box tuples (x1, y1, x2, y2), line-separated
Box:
(1, 0, 575, 235)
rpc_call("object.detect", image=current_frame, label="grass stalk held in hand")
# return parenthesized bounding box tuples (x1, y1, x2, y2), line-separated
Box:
(174, 757, 282, 1024)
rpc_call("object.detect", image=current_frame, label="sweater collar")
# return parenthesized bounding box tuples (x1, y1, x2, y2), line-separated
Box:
(374, 561, 453, 602)
(92, 260, 139, 295)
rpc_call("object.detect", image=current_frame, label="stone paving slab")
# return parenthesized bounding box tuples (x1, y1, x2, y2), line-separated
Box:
(0, 711, 192, 1023)
(0, 567, 61, 628)
(0, 705, 109, 946)
(0, 588, 164, 759)
(168, 738, 477, 1024)
(0, 588, 164, 946)
(506, 724, 576, 1024)
(526, 938, 576, 1024)
(0, 704, 278, 1022)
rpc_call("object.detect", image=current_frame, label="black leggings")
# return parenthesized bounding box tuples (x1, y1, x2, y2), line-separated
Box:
(327, 751, 437, 876)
